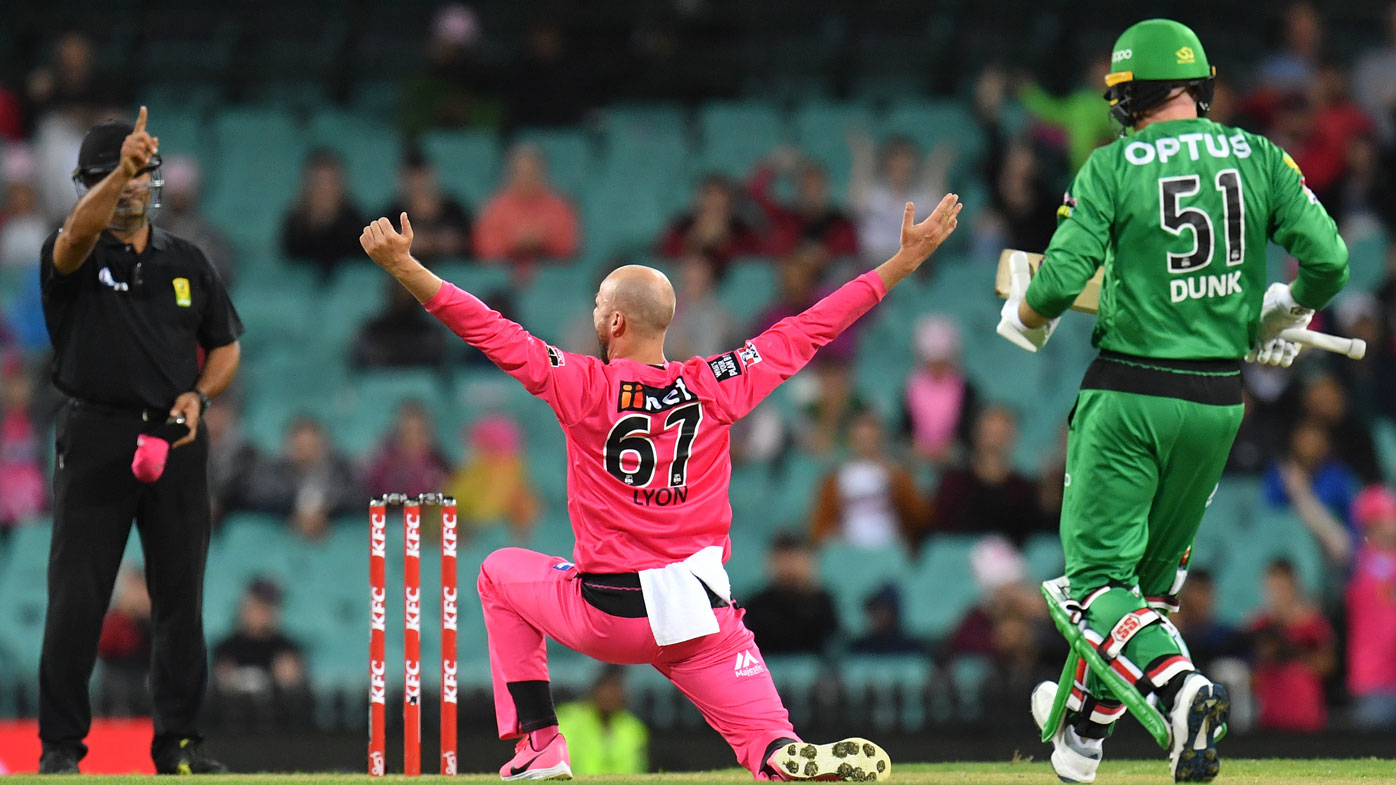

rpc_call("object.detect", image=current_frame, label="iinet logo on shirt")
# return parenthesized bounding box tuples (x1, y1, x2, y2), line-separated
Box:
(734, 650, 765, 678)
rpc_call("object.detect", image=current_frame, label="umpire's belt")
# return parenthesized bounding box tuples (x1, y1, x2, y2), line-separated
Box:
(578, 572, 731, 618)
(1081, 351, 1243, 406)
(67, 396, 167, 423)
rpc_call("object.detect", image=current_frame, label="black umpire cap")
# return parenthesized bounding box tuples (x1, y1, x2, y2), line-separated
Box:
(72, 118, 162, 185)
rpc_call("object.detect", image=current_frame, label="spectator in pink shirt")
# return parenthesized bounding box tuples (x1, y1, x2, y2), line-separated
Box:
(902, 315, 977, 467)
(1347, 485, 1396, 728)
(473, 143, 580, 267)
(0, 355, 46, 531)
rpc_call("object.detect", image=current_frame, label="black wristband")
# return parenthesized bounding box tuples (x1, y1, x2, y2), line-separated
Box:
(193, 389, 212, 414)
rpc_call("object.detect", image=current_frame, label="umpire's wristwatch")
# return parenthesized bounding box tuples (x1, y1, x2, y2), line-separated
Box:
(192, 389, 212, 414)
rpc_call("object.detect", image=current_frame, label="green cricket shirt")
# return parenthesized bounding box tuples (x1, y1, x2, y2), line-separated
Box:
(1025, 117, 1349, 361)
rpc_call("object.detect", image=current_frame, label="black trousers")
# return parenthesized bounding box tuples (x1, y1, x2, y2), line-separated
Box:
(39, 401, 212, 760)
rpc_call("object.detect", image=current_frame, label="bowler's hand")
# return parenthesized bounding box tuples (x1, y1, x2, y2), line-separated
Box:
(897, 194, 962, 268)
(168, 392, 201, 448)
(120, 106, 159, 179)
(360, 213, 416, 273)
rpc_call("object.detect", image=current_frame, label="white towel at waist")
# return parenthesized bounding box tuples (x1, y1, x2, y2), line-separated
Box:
(637, 545, 733, 646)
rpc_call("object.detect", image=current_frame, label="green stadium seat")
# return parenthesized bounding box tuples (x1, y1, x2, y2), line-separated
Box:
(582, 180, 669, 259)
(307, 110, 403, 209)
(1375, 417, 1396, 486)
(725, 519, 772, 599)
(515, 128, 595, 203)
(599, 104, 689, 180)
(1343, 228, 1387, 293)
(882, 100, 984, 174)
(0, 523, 51, 682)
(420, 130, 501, 206)
(698, 101, 787, 178)
(819, 543, 914, 637)
(1200, 501, 1326, 626)
(902, 535, 980, 640)
(334, 369, 450, 455)
(718, 259, 780, 326)
(1023, 533, 1064, 582)
(772, 454, 831, 528)
(430, 260, 512, 298)
(791, 101, 878, 200)
(839, 655, 932, 730)
(205, 108, 307, 253)
(517, 265, 592, 344)
(321, 264, 394, 348)
(948, 655, 993, 719)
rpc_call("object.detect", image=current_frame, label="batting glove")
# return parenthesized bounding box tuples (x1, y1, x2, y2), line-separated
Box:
(997, 297, 1058, 353)
(1257, 282, 1313, 344)
(996, 251, 1058, 353)
(1246, 336, 1303, 367)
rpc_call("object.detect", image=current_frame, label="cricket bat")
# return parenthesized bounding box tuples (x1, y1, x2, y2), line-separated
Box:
(993, 248, 1367, 360)
(993, 249, 1103, 314)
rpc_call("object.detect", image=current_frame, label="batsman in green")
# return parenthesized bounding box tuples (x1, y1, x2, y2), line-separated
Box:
(996, 19, 1348, 784)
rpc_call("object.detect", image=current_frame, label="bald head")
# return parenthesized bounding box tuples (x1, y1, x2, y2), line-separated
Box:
(598, 265, 675, 337)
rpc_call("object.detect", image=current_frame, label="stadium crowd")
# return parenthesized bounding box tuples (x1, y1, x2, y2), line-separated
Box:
(2, 0, 1396, 737)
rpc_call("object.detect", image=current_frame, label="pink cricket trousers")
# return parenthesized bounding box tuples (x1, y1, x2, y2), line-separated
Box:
(478, 547, 799, 778)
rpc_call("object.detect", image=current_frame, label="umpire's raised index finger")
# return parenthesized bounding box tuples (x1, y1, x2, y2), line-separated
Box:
(135, 105, 147, 133)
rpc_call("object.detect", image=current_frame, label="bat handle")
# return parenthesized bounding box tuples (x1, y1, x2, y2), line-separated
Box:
(1278, 328, 1367, 360)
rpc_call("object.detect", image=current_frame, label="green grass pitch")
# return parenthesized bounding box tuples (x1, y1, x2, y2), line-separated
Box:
(2, 760, 1392, 784)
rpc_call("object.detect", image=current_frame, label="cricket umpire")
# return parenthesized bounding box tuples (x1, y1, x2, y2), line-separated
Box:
(36, 107, 243, 775)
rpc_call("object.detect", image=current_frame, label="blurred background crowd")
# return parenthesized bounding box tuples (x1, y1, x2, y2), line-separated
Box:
(2, 0, 1396, 761)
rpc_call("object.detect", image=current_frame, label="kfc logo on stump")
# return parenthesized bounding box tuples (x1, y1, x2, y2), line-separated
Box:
(405, 587, 422, 632)
(442, 587, 458, 632)
(441, 512, 458, 557)
(370, 587, 387, 632)
(369, 659, 387, 705)
(405, 512, 421, 557)
(370, 513, 387, 557)
(405, 660, 421, 704)
(442, 659, 458, 705)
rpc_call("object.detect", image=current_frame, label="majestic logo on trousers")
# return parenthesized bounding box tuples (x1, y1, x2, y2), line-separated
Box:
(405, 660, 421, 702)
(442, 659, 458, 704)
(442, 587, 458, 631)
(369, 659, 387, 704)
(441, 513, 458, 557)
(370, 514, 386, 557)
(369, 750, 385, 776)
(734, 650, 765, 677)
(405, 513, 421, 557)
(370, 587, 387, 631)
(405, 587, 421, 631)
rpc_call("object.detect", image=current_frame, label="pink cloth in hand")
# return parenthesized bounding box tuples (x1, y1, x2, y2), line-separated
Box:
(131, 434, 171, 483)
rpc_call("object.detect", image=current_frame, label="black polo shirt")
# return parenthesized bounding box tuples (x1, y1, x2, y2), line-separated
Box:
(41, 225, 244, 410)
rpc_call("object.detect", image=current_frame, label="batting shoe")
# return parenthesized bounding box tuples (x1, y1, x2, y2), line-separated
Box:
(766, 738, 891, 782)
(1167, 673, 1229, 783)
(1031, 681, 1102, 784)
(500, 733, 572, 781)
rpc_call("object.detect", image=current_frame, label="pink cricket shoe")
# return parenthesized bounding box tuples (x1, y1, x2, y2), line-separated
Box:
(499, 733, 572, 781)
